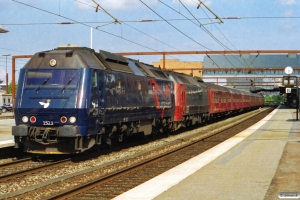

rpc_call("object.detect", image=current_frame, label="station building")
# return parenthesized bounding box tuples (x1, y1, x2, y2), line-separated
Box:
(202, 54, 299, 90)
(0, 82, 13, 106)
(152, 59, 203, 77)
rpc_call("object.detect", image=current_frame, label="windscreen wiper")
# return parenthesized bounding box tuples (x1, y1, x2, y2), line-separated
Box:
(61, 74, 76, 93)
(35, 76, 51, 93)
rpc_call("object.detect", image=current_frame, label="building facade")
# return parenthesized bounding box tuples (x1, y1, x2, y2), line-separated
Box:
(152, 59, 203, 77)
(202, 54, 300, 90)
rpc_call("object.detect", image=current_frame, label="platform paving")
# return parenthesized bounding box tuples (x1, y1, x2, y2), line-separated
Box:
(113, 106, 300, 200)
(0, 116, 15, 148)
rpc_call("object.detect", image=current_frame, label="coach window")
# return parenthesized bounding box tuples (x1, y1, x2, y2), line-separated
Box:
(92, 70, 97, 87)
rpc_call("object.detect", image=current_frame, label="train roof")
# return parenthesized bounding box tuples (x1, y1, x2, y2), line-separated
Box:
(23, 46, 171, 80)
(204, 82, 263, 96)
(162, 71, 197, 85)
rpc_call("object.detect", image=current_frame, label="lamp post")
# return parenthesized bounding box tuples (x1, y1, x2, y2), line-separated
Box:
(2, 54, 11, 94)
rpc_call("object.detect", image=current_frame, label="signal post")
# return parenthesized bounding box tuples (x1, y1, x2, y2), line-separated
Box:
(283, 66, 299, 120)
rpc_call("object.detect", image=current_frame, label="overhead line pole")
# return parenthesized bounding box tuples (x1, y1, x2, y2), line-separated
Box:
(12, 55, 33, 109)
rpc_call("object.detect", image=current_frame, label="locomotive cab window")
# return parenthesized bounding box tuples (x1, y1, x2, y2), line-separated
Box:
(25, 69, 79, 88)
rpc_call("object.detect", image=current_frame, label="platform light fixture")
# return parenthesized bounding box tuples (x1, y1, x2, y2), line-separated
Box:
(0, 27, 9, 33)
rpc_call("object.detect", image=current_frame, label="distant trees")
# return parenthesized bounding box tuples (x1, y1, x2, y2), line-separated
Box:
(8, 82, 18, 94)
(264, 94, 284, 105)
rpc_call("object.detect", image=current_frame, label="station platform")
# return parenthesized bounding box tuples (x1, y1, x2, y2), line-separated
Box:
(0, 113, 15, 148)
(114, 106, 300, 200)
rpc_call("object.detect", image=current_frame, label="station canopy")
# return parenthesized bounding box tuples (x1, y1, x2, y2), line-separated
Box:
(202, 54, 300, 92)
(203, 54, 299, 69)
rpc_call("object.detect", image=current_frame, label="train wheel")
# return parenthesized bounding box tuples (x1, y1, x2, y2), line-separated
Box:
(150, 125, 158, 138)
(117, 132, 124, 145)
(185, 120, 191, 127)
(95, 144, 101, 152)
(207, 115, 210, 123)
(95, 133, 102, 152)
(106, 133, 113, 148)
(201, 116, 205, 124)
(158, 127, 164, 135)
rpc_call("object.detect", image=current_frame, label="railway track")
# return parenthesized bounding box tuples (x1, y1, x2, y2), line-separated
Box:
(0, 107, 274, 199)
(0, 157, 72, 182)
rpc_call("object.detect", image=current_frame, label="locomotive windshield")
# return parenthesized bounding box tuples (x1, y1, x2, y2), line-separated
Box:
(25, 69, 80, 88)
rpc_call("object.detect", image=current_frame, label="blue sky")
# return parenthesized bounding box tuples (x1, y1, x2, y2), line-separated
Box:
(0, 0, 300, 82)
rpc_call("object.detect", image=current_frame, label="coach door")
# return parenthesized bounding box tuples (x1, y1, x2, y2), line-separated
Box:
(89, 69, 101, 135)
(181, 84, 187, 115)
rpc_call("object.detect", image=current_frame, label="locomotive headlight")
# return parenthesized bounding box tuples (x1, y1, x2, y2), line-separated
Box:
(22, 116, 28, 123)
(49, 59, 57, 67)
(69, 116, 76, 123)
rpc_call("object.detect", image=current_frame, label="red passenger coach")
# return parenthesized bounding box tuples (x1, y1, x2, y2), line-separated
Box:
(206, 83, 230, 116)
(205, 83, 264, 118)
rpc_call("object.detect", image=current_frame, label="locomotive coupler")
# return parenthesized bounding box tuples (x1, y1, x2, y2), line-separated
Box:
(42, 129, 50, 143)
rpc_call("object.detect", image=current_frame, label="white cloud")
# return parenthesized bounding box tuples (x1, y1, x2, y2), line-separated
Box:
(172, 0, 212, 6)
(278, 0, 297, 5)
(75, 0, 158, 11)
(283, 9, 294, 17)
(282, 23, 293, 29)
(75, 0, 212, 11)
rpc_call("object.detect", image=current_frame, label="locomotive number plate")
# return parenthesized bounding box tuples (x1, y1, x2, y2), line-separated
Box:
(43, 121, 54, 125)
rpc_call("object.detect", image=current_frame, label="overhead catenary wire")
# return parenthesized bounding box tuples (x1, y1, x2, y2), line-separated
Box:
(74, 0, 208, 69)
(172, 0, 239, 69)
(177, 0, 258, 73)
(74, 0, 206, 67)
(154, 0, 242, 72)
(2, 15, 299, 26)
(11, 0, 158, 53)
(140, 0, 212, 51)
(9, 0, 268, 82)
(177, 0, 259, 78)
(10, 0, 205, 71)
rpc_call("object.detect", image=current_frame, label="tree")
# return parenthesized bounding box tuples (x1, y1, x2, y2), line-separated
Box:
(8, 82, 18, 94)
